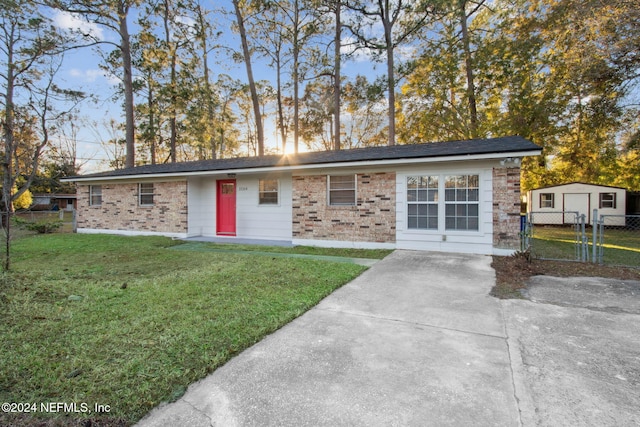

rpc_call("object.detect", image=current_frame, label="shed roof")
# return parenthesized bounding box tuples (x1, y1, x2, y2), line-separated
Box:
(69, 135, 541, 182)
(530, 182, 627, 191)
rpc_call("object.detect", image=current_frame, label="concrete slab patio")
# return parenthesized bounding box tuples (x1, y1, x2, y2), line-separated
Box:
(137, 250, 521, 427)
(503, 276, 640, 427)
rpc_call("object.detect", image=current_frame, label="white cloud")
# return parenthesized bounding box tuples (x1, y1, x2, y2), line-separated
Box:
(341, 35, 376, 62)
(53, 10, 104, 41)
(69, 68, 119, 85)
(396, 45, 417, 62)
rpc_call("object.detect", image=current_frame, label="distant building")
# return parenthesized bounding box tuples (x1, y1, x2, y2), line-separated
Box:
(31, 194, 77, 211)
(527, 182, 627, 225)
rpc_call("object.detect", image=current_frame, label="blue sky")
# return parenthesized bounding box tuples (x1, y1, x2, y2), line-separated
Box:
(51, 3, 391, 173)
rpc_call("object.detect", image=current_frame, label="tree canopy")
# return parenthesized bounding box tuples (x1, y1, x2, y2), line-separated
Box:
(4, 0, 639, 194)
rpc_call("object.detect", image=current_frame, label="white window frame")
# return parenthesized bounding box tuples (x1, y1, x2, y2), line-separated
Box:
(405, 173, 481, 234)
(407, 175, 439, 230)
(139, 183, 154, 206)
(540, 193, 554, 209)
(258, 179, 279, 205)
(328, 174, 357, 206)
(599, 192, 616, 209)
(89, 185, 102, 206)
(444, 175, 480, 231)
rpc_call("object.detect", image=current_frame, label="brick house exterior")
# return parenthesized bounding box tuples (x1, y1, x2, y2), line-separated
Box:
(66, 136, 541, 255)
(292, 173, 396, 243)
(76, 181, 188, 235)
(492, 167, 522, 250)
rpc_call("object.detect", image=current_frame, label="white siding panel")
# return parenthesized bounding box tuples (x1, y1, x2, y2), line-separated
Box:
(187, 177, 216, 236)
(188, 175, 292, 240)
(235, 175, 293, 240)
(394, 163, 496, 255)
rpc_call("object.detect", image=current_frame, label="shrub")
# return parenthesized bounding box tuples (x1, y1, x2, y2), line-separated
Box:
(13, 216, 63, 234)
(12, 187, 33, 210)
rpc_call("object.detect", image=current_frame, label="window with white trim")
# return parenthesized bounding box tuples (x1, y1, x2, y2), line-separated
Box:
(407, 176, 438, 230)
(259, 179, 279, 205)
(599, 192, 616, 209)
(328, 175, 356, 206)
(89, 185, 102, 206)
(139, 183, 154, 206)
(444, 175, 479, 231)
(540, 193, 554, 208)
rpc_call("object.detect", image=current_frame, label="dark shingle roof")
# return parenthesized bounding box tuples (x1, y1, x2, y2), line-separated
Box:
(72, 136, 540, 180)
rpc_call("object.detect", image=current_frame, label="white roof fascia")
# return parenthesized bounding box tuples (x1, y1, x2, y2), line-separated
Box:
(67, 149, 541, 183)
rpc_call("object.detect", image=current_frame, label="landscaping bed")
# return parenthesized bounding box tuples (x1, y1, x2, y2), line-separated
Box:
(491, 253, 640, 299)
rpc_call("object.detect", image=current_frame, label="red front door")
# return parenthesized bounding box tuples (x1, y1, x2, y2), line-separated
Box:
(216, 180, 236, 235)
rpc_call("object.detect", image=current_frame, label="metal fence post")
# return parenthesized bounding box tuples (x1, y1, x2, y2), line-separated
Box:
(592, 209, 597, 264)
(580, 214, 588, 262)
(597, 216, 604, 264)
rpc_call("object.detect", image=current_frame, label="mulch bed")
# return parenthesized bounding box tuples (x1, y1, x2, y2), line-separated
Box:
(491, 253, 640, 299)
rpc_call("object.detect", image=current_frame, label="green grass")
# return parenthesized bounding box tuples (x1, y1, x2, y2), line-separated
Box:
(530, 226, 639, 267)
(0, 234, 378, 425)
(177, 241, 393, 260)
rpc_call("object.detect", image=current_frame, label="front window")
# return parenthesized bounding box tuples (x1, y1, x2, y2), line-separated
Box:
(328, 175, 356, 206)
(599, 193, 616, 209)
(139, 183, 154, 206)
(259, 179, 279, 205)
(444, 175, 479, 231)
(407, 176, 438, 230)
(540, 193, 554, 208)
(89, 185, 102, 206)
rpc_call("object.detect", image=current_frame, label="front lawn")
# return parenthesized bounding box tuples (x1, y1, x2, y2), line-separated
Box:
(0, 234, 376, 425)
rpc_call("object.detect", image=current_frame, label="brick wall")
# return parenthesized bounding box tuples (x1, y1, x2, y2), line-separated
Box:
(292, 172, 396, 243)
(77, 181, 188, 234)
(492, 167, 521, 250)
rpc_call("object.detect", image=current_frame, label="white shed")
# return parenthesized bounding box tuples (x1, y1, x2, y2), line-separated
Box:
(527, 182, 626, 225)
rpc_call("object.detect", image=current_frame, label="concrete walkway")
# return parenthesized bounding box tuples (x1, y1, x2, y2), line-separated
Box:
(137, 250, 521, 426)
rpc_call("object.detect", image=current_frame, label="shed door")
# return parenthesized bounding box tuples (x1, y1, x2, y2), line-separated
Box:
(563, 193, 590, 223)
(216, 180, 236, 235)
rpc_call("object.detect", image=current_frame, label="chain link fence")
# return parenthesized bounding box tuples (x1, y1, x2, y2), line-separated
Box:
(596, 215, 640, 268)
(12, 210, 76, 236)
(523, 211, 588, 262)
(523, 211, 639, 268)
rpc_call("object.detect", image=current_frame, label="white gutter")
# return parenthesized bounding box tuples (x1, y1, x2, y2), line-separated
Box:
(65, 149, 541, 183)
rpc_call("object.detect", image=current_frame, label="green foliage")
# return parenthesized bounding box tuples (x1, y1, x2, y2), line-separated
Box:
(13, 216, 63, 234)
(0, 234, 370, 424)
(398, 0, 640, 191)
(12, 187, 32, 210)
(29, 160, 78, 194)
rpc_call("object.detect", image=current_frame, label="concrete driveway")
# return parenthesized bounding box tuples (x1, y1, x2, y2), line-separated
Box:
(138, 250, 520, 426)
(503, 276, 640, 426)
(136, 250, 640, 427)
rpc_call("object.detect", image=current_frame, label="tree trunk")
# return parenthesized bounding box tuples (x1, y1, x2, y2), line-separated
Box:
(232, 0, 264, 156)
(384, 4, 395, 146)
(293, 1, 300, 153)
(148, 81, 156, 165)
(459, 0, 478, 138)
(334, 0, 341, 150)
(196, 5, 217, 160)
(276, 53, 287, 153)
(2, 37, 15, 271)
(119, 2, 136, 168)
(162, 0, 179, 163)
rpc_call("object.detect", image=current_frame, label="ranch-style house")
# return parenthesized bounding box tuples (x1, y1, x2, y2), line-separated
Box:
(66, 136, 542, 255)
